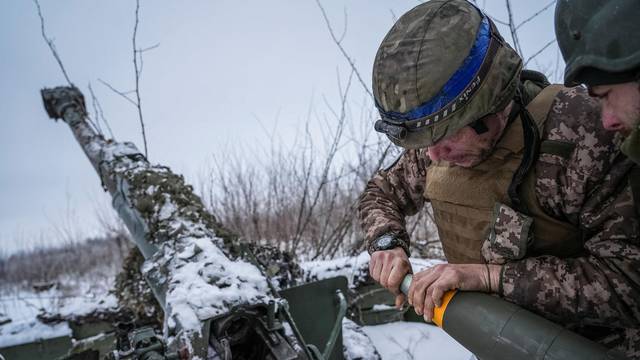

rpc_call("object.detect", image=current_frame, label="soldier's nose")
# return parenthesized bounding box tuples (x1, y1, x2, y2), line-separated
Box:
(601, 110, 625, 132)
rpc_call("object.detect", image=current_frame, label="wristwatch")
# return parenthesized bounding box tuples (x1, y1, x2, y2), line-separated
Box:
(369, 234, 408, 255)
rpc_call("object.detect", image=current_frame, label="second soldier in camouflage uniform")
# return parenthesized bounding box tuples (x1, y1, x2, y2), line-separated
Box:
(555, 0, 640, 165)
(360, 0, 640, 358)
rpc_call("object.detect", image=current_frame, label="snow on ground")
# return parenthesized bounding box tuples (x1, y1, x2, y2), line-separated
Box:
(342, 318, 380, 359)
(0, 287, 115, 348)
(302, 252, 371, 286)
(0, 293, 71, 348)
(363, 322, 472, 360)
(300, 253, 469, 359)
(0, 266, 117, 348)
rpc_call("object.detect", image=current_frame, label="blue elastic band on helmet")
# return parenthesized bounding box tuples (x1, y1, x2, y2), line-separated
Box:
(380, 16, 491, 122)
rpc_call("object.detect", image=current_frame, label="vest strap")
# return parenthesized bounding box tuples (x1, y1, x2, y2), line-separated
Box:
(631, 166, 640, 218)
(509, 85, 564, 213)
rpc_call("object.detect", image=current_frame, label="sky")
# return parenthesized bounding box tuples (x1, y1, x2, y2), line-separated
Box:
(0, 1, 562, 255)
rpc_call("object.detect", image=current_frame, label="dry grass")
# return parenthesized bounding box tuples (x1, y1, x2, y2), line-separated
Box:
(0, 230, 130, 288)
(199, 79, 441, 260)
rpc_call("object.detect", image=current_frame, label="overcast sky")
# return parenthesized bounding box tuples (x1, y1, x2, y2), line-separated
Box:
(0, 1, 561, 255)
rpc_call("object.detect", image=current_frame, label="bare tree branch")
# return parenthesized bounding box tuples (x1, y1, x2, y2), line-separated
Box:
(524, 39, 556, 67)
(337, 7, 348, 43)
(505, 0, 524, 57)
(88, 83, 115, 140)
(516, 0, 556, 30)
(98, 79, 138, 107)
(315, 0, 374, 100)
(87, 85, 103, 135)
(488, 15, 510, 27)
(389, 9, 398, 23)
(137, 43, 160, 75)
(132, 0, 149, 158)
(138, 43, 160, 53)
(33, 0, 73, 86)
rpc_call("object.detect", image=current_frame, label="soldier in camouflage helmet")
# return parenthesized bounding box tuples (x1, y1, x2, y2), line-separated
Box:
(360, 0, 640, 357)
(555, 0, 640, 164)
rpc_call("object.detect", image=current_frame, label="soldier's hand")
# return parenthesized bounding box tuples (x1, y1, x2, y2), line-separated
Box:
(369, 247, 412, 308)
(407, 263, 501, 323)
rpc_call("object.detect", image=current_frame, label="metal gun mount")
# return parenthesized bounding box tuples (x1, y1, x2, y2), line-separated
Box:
(108, 326, 179, 360)
(38, 86, 348, 360)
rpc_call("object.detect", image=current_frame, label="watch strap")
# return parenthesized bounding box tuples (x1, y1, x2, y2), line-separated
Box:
(367, 234, 411, 257)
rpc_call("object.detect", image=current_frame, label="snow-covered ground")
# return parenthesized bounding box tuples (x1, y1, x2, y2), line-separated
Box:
(363, 322, 471, 359)
(0, 253, 471, 359)
(303, 253, 471, 359)
(0, 294, 71, 348)
(0, 277, 117, 348)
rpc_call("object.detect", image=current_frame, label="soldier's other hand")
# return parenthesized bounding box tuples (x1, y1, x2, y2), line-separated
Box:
(407, 263, 501, 323)
(369, 247, 412, 307)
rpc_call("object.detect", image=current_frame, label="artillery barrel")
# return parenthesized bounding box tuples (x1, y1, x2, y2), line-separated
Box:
(40, 86, 286, 358)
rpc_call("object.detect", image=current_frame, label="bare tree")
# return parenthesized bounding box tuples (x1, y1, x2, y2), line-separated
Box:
(132, 0, 150, 158)
(33, 0, 72, 87)
(34, 0, 117, 141)
(28, 2, 560, 265)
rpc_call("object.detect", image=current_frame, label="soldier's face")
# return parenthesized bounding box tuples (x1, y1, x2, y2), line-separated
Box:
(590, 82, 640, 136)
(426, 104, 511, 168)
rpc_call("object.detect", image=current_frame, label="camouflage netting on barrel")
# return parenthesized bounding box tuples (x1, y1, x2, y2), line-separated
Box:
(40, 86, 305, 351)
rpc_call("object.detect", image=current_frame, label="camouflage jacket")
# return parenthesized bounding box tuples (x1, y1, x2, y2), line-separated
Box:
(359, 87, 640, 337)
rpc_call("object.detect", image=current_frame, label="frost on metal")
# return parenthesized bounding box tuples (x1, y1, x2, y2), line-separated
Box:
(41, 86, 275, 343)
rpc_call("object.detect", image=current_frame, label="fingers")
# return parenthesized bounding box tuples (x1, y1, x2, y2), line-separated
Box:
(432, 286, 445, 308)
(405, 264, 489, 322)
(395, 294, 406, 309)
(407, 264, 458, 322)
(379, 259, 393, 289)
(368, 254, 376, 279)
(408, 266, 440, 317)
(423, 280, 452, 322)
(410, 278, 426, 316)
(388, 258, 410, 294)
(369, 254, 383, 283)
(369, 248, 411, 294)
(423, 285, 440, 322)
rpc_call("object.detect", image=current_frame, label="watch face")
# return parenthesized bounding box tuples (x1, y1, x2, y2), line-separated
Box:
(377, 235, 393, 249)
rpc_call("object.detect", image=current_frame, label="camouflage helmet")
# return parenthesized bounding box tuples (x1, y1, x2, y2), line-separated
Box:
(372, 0, 522, 149)
(555, 0, 640, 87)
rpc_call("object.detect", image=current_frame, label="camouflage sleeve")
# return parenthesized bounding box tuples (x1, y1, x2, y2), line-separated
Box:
(358, 149, 430, 255)
(499, 86, 640, 328)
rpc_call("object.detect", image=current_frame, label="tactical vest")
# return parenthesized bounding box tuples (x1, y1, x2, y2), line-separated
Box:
(424, 85, 582, 264)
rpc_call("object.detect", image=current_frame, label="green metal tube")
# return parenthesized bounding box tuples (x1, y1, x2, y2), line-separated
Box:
(322, 290, 347, 360)
(40, 86, 311, 359)
(400, 274, 625, 359)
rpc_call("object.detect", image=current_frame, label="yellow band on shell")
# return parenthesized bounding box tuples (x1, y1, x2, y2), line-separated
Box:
(432, 290, 457, 327)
